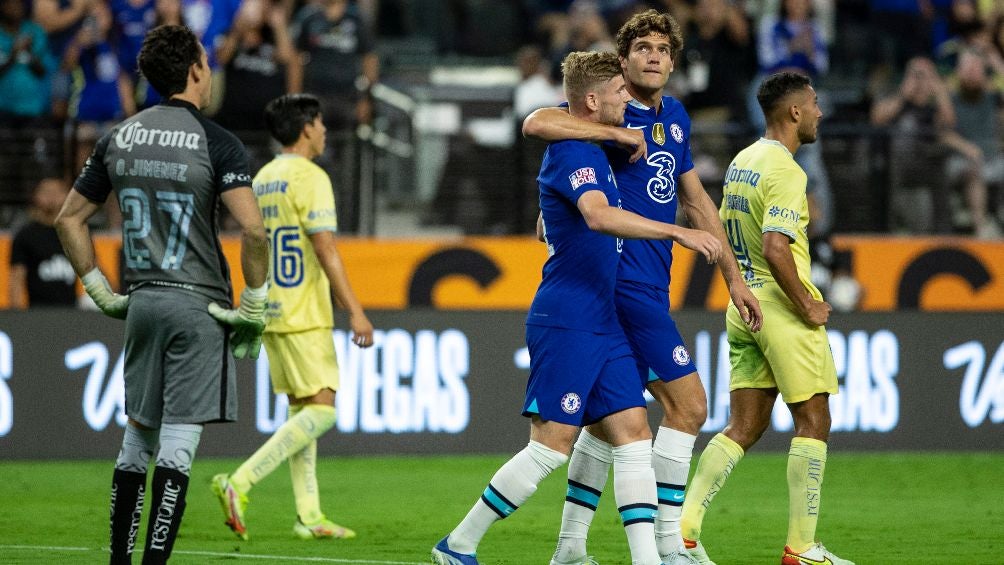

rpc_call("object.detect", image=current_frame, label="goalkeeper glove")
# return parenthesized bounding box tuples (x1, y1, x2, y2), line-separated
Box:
(81, 268, 129, 319)
(208, 284, 268, 359)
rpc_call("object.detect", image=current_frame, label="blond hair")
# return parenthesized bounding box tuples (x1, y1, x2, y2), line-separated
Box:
(561, 51, 622, 106)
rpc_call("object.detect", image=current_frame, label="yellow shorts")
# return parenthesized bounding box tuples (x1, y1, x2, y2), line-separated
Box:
(726, 300, 838, 404)
(262, 327, 339, 399)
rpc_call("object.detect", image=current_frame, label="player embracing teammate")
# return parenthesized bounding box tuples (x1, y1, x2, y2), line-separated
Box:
(524, 10, 760, 565)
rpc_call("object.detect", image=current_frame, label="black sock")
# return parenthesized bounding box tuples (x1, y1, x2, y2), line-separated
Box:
(109, 469, 146, 565)
(142, 467, 189, 565)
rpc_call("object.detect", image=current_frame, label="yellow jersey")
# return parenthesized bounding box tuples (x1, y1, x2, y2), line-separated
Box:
(252, 154, 338, 333)
(719, 138, 822, 305)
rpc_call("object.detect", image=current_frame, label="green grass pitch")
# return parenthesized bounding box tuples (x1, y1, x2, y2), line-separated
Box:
(0, 452, 1000, 564)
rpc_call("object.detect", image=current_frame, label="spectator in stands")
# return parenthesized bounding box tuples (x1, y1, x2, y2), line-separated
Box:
(1, 0, 51, 123)
(678, 0, 753, 125)
(942, 48, 1004, 237)
(182, 0, 243, 114)
(63, 0, 135, 175)
(547, 0, 614, 82)
(9, 177, 75, 308)
(110, 0, 156, 109)
(756, 0, 830, 78)
(294, 0, 377, 129)
(1, 0, 53, 204)
(33, 0, 89, 120)
(293, 0, 378, 232)
(936, 0, 990, 64)
(749, 0, 833, 243)
(214, 0, 300, 132)
(871, 56, 956, 233)
(869, 0, 935, 69)
(131, 0, 187, 108)
(513, 44, 563, 119)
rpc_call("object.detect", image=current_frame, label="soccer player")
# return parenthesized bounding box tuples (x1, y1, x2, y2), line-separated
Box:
(54, 25, 270, 565)
(211, 93, 374, 541)
(522, 10, 762, 565)
(678, 72, 854, 565)
(432, 50, 723, 565)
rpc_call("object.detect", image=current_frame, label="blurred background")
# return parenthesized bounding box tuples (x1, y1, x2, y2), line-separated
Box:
(0, 0, 1002, 459)
(2, 0, 1004, 238)
(5, 0, 1004, 316)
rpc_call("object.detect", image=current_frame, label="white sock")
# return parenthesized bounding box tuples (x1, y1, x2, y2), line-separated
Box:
(115, 424, 158, 473)
(553, 430, 613, 563)
(652, 426, 696, 556)
(613, 439, 661, 565)
(155, 423, 202, 476)
(448, 441, 567, 554)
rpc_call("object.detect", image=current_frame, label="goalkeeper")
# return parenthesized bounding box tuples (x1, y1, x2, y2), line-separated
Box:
(212, 93, 374, 542)
(54, 25, 270, 564)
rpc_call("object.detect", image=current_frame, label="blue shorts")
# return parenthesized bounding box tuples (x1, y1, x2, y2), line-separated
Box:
(523, 324, 646, 426)
(616, 280, 697, 384)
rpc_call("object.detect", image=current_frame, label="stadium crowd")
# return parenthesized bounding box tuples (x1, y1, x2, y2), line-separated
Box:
(1, 0, 1003, 238)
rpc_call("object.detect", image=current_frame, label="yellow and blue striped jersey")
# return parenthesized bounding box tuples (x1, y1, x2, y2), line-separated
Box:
(719, 138, 822, 305)
(252, 154, 338, 333)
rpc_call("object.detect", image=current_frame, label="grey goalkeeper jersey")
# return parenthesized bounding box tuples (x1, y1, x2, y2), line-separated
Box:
(75, 99, 252, 305)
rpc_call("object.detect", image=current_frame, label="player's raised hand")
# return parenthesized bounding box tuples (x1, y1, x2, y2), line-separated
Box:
(350, 311, 374, 348)
(729, 284, 763, 332)
(675, 227, 722, 264)
(614, 127, 647, 163)
(801, 298, 831, 327)
(81, 268, 129, 319)
(208, 284, 268, 359)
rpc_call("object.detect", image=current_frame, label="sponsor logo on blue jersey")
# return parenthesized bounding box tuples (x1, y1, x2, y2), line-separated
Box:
(646, 152, 677, 203)
(568, 167, 597, 190)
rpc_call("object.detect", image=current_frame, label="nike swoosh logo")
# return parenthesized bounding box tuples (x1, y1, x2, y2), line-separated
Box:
(672, 492, 685, 501)
(626, 124, 647, 129)
(787, 555, 832, 565)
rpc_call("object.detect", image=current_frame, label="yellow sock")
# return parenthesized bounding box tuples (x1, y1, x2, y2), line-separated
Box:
(231, 403, 336, 493)
(786, 437, 827, 552)
(680, 433, 744, 541)
(289, 404, 326, 524)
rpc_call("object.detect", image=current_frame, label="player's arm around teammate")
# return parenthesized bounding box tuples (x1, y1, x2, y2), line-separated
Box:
(524, 105, 649, 163)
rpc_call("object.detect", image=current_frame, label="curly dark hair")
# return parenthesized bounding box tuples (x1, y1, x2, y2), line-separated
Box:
(757, 71, 812, 117)
(264, 94, 323, 146)
(138, 25, 203, 99)
(614, 9, 683, 61)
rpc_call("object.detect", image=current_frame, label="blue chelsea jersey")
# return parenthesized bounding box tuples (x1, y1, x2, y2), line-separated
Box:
(528, 140, 623, 333)
(605, 96, 695, 290)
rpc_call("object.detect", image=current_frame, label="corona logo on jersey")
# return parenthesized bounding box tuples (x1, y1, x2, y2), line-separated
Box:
(115, 121, 201, 153)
